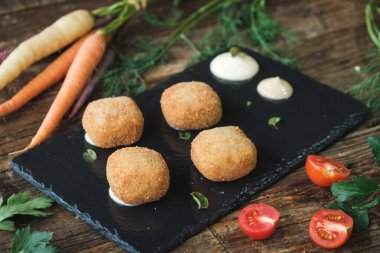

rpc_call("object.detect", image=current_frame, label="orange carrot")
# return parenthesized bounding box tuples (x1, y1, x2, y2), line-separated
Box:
(26, 32, 108, 150)
(0, 35, 89, 117)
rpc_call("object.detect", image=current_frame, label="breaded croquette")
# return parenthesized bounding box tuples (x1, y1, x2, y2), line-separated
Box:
(107, 147, 170, 205)
(191, 126, 257, 182)
(160, 81, 222, 130)
(82, 96, 144, 148)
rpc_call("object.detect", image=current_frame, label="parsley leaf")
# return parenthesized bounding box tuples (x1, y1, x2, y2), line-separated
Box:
(190, 192, 209, 209)
(83, 149, 97, 163)
(331, 176, 380, 204)
(326, 201, 369, 232)
(178, 131, 191, 141)
(0, 191, 53, 231)
(368, 136, 380, 166)
(11, 226, 57, 253)
(268, 117, 281, 129)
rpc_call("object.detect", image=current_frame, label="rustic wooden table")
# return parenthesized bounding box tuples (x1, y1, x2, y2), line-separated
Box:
(0, 0, 379, 252)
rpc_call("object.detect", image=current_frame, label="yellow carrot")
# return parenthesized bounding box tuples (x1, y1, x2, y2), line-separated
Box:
(0, 10, 94, 91)
(0, 35, 89, 117)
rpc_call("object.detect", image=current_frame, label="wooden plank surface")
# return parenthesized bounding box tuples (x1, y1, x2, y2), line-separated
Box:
(0, 0, 379, 252)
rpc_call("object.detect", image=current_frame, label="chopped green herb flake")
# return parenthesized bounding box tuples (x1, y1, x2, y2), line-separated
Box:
(83, 149, 97, 163)
(368, 136, 380, 166)
(190, 192, 209, 209)
(178, 131, 191, 141)
(268, 117, 281, 129)
(246, 100, 252, 107)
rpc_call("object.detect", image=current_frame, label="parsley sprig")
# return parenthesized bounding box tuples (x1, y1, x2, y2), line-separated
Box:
(10, 226, 57, 253)
(326, 176, 380, 232)
(0, 191, 53, 231)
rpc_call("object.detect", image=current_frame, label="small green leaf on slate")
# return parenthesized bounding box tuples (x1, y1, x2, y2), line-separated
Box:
(268, 117, 281, 129)
(11, 226, 57, 253)
(246, 100, 252, 107)
(230, 47, 241, 57)
(178, 131, 191, 141)
(190, 192, 209, 209)
(368, 136, 380, 166)
(83, 149, 97, 163)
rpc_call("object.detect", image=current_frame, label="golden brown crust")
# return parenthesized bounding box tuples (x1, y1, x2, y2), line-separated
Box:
(82, 96, 144, 148)
(106, 147, 170, 205)
(160, 81, 222, 130)
(190, 126, 257, 182)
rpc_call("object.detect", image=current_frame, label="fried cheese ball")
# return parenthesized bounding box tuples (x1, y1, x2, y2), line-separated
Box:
(82, 96, 144, 148)
(107, 147, 170, 205)
(191, 126, 257, 182)
(160, 81, 222, 130)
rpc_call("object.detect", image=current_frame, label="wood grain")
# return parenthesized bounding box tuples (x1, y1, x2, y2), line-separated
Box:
(0, 0, 379, 252)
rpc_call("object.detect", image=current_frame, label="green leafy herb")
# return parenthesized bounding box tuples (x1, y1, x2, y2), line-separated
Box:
(246, 100, 252, 107)
(190, 192, 209, 209)
(0, 192, 53, 231)
(368, 136, 380, 166)
(268, 116, 281, 129)
(331, 176, 380, 204)
(178, 131, 191, 141)
(327, 176, 380, 232)
(11, 226, 57, 253)
(346, 0, 380, 113)
(83, 149, 97, 163)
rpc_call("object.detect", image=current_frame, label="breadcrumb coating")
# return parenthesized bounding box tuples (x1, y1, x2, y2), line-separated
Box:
(106, 147, 170, 205)
(160, 81, 222, 130)
(191, 126, 257, 182)
(82, 96, 144, 148)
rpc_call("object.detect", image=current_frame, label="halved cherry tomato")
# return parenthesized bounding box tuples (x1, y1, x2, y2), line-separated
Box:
(306, 155, 350, 187)
(238, 203, 280, 240)
(309, 209, 353, 249)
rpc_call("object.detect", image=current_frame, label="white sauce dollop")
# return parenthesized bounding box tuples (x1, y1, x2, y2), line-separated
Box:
(109, 188, 139, 207)
(257, 76, 293, 100)
(85, 133, 99, 147)
(210, 51, 259, 82)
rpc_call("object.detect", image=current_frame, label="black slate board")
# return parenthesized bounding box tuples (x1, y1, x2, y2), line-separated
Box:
(11, 49, 368, 253)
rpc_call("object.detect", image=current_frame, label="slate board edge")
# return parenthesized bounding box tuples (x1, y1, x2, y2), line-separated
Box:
(9, 111, 368, 253)
(9, 160, 140, 253)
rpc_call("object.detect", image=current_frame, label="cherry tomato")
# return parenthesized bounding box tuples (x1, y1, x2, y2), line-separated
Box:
(306, 155, 350, 187)
(309, 209, 353, 249)
(238, 203, 280, 240)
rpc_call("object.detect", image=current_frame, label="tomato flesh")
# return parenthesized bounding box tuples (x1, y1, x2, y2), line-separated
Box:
(306, 155, 350, 187)
(238, 203, 280, 240)
(309, 209, 353, 249)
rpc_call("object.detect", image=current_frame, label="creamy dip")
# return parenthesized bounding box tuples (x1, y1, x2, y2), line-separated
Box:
(84, 133, 98, 146)
(109, 188, 139, 207)
(210, 50, 259, 82)
(257, 76, 293, 100)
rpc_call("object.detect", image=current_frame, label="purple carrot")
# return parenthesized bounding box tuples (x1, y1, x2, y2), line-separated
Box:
(93, 15, 117, 30)
(67, 48, 115, 120)
(0, 49, 13, 62)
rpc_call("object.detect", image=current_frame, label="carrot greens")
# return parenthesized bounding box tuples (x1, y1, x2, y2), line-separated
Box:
(347, 0, 380, 113)
(100, 0, 296, 97)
